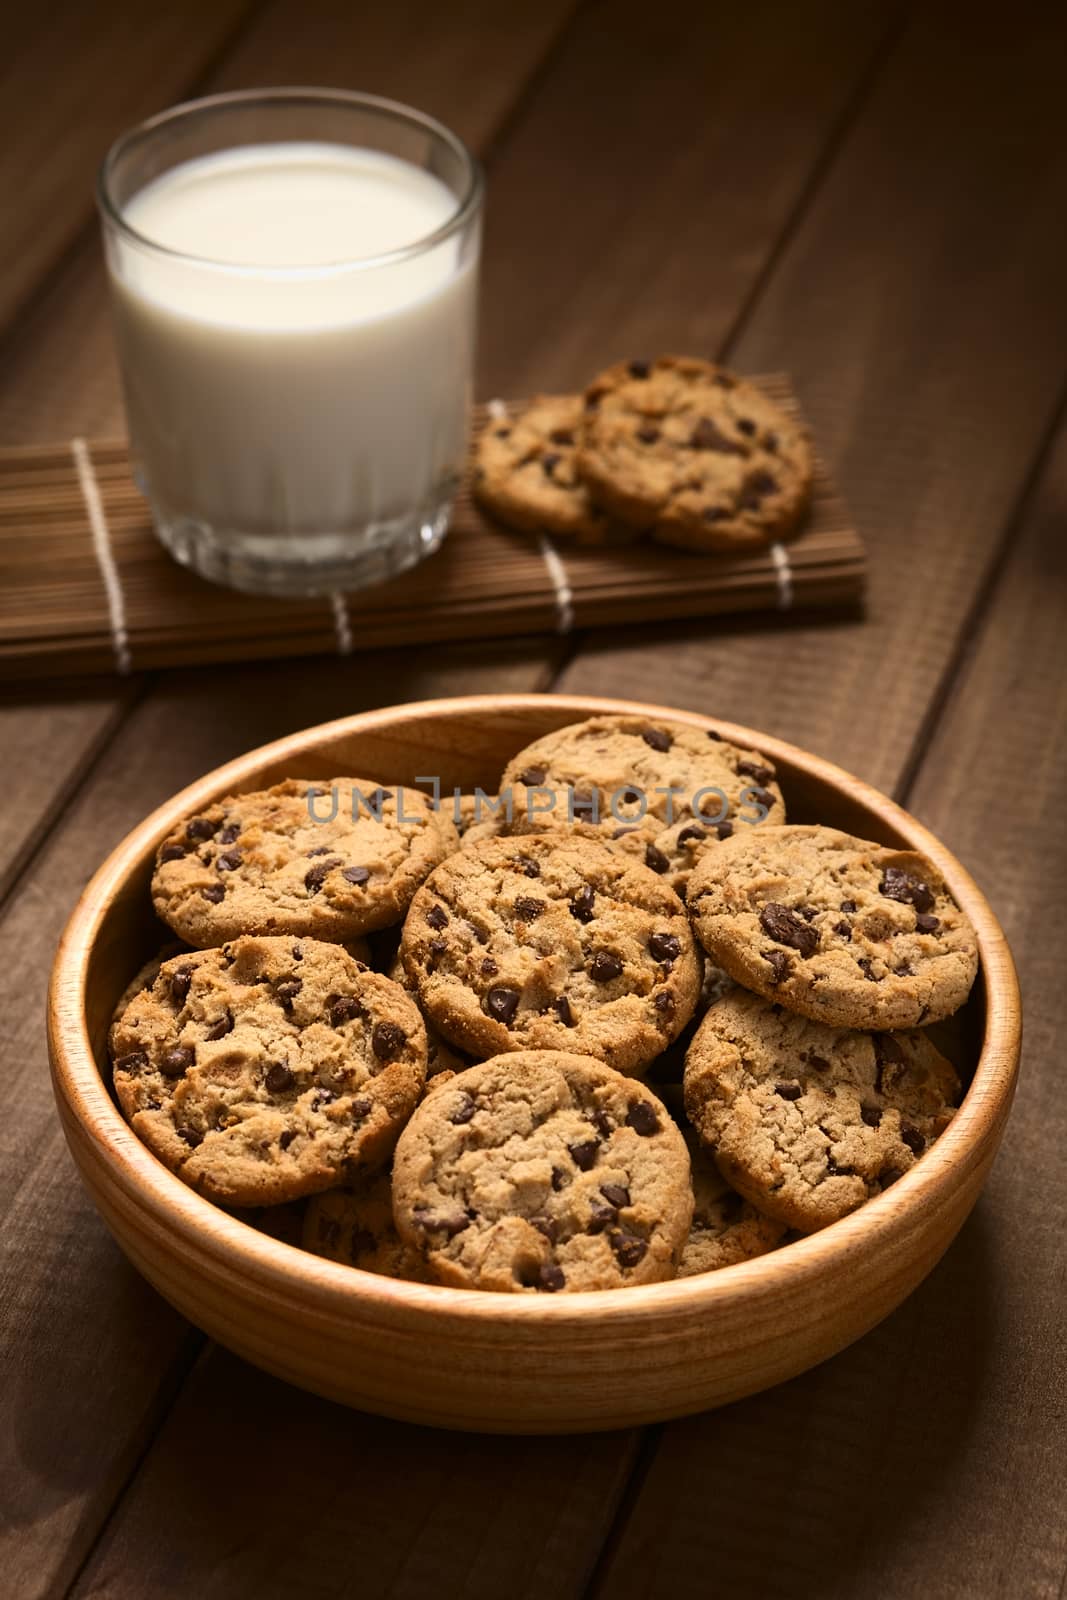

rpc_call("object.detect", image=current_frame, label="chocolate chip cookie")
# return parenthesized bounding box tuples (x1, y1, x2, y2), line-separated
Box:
(111, 936, 427, 1205)
(392, 1052, 692, 1291)
(499, 713, 785, 891)
(578, 356, 812, 551)
(472, 395, 619, 542)
(152, 779, 458, 947)
(303, 1172, 429, 1281)
(683, 989, 960, 1232)
(400, 832, 702, 1075)
(687, 824, 978, 1029)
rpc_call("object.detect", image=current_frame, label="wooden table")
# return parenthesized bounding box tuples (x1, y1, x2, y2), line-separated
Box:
(2, 4, 1063, 1596)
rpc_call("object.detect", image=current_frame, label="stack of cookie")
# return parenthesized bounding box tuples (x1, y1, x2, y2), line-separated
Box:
(472, 356, 813, 553)
(109, 713, 978, 1295)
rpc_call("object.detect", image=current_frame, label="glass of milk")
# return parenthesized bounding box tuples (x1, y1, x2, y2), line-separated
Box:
(98, 89, 482, 597)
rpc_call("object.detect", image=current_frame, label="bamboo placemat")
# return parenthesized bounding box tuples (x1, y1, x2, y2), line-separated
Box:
(0, 376, 864, 679)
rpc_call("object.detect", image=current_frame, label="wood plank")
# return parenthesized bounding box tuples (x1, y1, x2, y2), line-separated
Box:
(72, 1349, 635, 1600)
(550, 2, 1067, 796)
(0, 0, 256, 335)
(589, 400, 1067, 1600)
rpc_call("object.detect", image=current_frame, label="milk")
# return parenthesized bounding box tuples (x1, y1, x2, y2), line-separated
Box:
(106, 142, 477, 548)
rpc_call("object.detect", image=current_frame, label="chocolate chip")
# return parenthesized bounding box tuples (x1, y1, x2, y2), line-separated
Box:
(342, 865, 371, 886)
(587, 1198, 617, 1234)
(539, 1262, 565, 1292)
(217, 823, 240, 845)
(706, 728, 723, 741)
(763, 949, 792, 985)
(759, 903, 818, 956)
(549, 427, 574, 445)
(216, 850, 242, 872)
(900, 1120, 925, 1156)
(677, 824, 707, 846)
(159, 842, 186, 862)
(765, 431, 779, 452)
(514, 897, 545, 920)
(880, 866, 935, 913)
(328, 994, 362, 1027)
(737, 417, 756, 436)
(279, 1129, 296, 1150)
(413, 1208, 470, 1238)
(467, 920, 488, 944)
(517, 856, 541, 878)
(873, 1033, 905, 1093)
(306, 845, 332, 858)
(115, 1050, 148, 1075)
(857, 957, 881, 982)
(645, 843, 670, 874)
(372, 1021, 406, 1061)
(428, 938, 447, 962)
(305, 858, 341, 892)
(613, 826, 641, 839)
(589, 950, 623, 983)
(570, 885, 596, 923)
(185, 817, 215, 842)
(840, 899, 858, 913)
(274, 978, 302, 1011)
(716, 821, 734, 840)
(833, 920, 852, 939)
(312, 1088, 336, 1110)
(203, 1011, 233, 1040)
(481, 956, 498, 977)
(159, 1045, 194, 1078)
(589, 1108, 613, 1139)
(350, 1095, 372, 1118)
(169, 965, 194, 1005)
(916, 912, 941, 934)
(748, 471, 778, 498)
(807, 1054, 830, 1071)
(519, 767, 547, 787)
(568, 1139, 599, 1171)
(450, 1092, 476, 1125)
(860, 1103, 883, 1128)
(737, 759, 774, 785)
(176, 1127, 202, 1148)
(774, 1080, 802, 1101)
(895, 962, 914, 977)
(201, 884, 225, 904)
(291, 945, 303, 961)
(749, 786, 776, 810)
(627, 1100, 660, 1136)
(426, 904, 449, 930)
(571, 791, 598, 821)
(541, 452, 561, 477)
(531, 1214, 559, 1242)
(265, 1062, 294, 1093)
(553, 995, 575, 1026)
(601, 1183, 630, 1209)
(649, 931, 681, 963)
(551, 1166, 568, 1191)
(636, 425, 660, 444)
(486, 986, 520, 1025)
(494, 426, 511, 439)
(628, 359, 650, 378)
(367, 787, 393, 807)
(690, 416, 742, 453)
(610, 1229, 648, 1268)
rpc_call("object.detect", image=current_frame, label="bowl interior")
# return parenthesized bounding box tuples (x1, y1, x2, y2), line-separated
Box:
(83, 696, 988, 1162)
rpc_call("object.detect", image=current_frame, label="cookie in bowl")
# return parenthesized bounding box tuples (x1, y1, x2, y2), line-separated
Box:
(687, 823, 979, 1029)
(110, 936, 427, 1205)
(392, 1052, 692, 1292)
(151, 778, 458, 946)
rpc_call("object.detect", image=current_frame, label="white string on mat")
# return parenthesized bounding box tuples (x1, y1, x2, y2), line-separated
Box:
(769, 541, 794, 611)
(486, 397, 574, 635)
(71, 436, 132, 675)
(330, 591, 353, 655)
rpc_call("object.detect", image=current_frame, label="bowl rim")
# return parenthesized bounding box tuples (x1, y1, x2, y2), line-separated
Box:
(48, 692, 1021, 1329)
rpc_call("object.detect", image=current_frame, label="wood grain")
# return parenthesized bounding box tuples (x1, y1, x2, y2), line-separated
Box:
(552, 2, 1067, 796)
(586, 377, 1067, 1600)
(0, 0, 257, 335)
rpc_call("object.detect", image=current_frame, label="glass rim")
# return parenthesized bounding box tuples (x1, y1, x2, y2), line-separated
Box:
(96, 86, 483, 278)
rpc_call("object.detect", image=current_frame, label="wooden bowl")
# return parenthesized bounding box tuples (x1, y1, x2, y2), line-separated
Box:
(48, 694, 1020, 1433)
